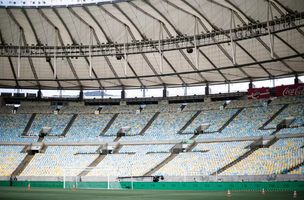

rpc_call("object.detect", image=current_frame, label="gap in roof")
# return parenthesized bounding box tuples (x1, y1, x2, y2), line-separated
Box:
(0, 0, 124, 7)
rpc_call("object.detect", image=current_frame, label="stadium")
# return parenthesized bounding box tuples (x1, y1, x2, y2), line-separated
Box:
(0, 0, 304, 199)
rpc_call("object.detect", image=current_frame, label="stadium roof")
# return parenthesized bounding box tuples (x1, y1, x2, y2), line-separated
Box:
(0, 0, 303, 90)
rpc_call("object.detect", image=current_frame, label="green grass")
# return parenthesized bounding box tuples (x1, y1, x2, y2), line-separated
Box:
(0, 187, 302, 200)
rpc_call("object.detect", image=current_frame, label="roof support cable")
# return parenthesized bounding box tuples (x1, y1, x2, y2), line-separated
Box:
(124, 25, 128, 77)
(230, 10, 237, 65)
(194, 16, 199, 70)
(17, 28, 21, 79)
(267, 1, 275, 59)
(89, 28, 93, 79)
(158, 21, 164, 74)
(54, 29, 58, 79)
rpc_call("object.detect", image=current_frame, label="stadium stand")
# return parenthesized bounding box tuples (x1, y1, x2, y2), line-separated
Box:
(120, 111, 195, 141)
(105, 113, 155, 136)
(44, 114, 115, 142)
(195, 105, 282, 139)
(182, 101, 225, 112)
(17, 105, 57, 114)
(20, 146, 100, 176)
(88, 153, 171, 176)
(221, 138, 304, 175)
(226, 99, 268, 108)
(59, 106, 97, 114)
(100, 105, 139, 114)
(153, 141, 251, 176)
(27, 114, 72, 136)
(265, 103, 304, 129)
(0, 146, 27, 176)
(0, 114, 37, 142)
(0, 106, 14, 114)
(141, 104, 182, 113)
(184, 109, 238, 133)
(119, 144, 174, 154)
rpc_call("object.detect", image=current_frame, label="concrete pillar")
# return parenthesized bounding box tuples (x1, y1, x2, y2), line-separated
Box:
(249, 81, 255, 89)
(121, 89, 125, 99)
(163, 86, 168, 97)
(37, 89, 42, 99)
(79, 90, 83, 100)
(295, 75, 302, 84)
(205, 83, 211, 95)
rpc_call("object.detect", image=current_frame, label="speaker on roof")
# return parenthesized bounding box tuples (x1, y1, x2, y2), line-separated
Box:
(116, 55, 122, 60)
(186, 48, 193, 53)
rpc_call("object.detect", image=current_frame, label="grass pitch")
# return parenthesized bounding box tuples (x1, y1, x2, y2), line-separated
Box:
(0, 187, 302, 200)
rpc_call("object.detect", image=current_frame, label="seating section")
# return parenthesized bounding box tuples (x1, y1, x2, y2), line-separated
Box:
(265, 103, 304, 129)
(221, 138, 304, 175)
(182, 101, 225, 112)
(153, 141, 251, 176)
(119, 144, 174, 154)
(27, 114, 72, 136)
(44, 114, 115, 142)
(195, 105, 281, 139)
(0, 106, 14, 114)
(17, 105, 56, 114)
(184, 109, 238, 133)
(88, 153, 170, 176)
(142, 104, 182, 113)
(0, 145, 27, 176)
(270, 96, 304, 105)
(277, 127, 304, 135)
(105, 113, 155, 136)
(60, 106, 97, 114)
(290, 165, 304, 175)
(0, 114, 37, 142)
(20, 146, 99, 176)
(121, 112, 195, 141)
(100, 105, 139, 114)
(226, 99, 267, 108)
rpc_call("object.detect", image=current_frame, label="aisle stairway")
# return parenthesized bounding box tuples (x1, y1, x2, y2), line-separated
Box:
(61, 114, 78, 136)
(211, 146, 259, 175)
(78, 154, 107, 176)
(11, 155, 34, 176)
(218, 108, 244, 132)
(99, 113, 119, 136)
(143, 153, 179, 176)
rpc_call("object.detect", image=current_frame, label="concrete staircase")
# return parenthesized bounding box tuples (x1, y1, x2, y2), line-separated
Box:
(61, 114, 78, 136)
(218, 108, 244, 133)
(282, 161, 304, 174)
(259, 104, 288, 130)
(37, 137, 44, 142)
(78, 154, 107, 176)
(99, 113, 119, 136)
(21, 113, 36, 136)
(139, 112, 160, 136)
(143, 153, 179, 176)
(11, 155, 34, 176)
(186, 141, 198, 152)
(113, 144, 123, 154)
(114, 136, 121, 142)
(211, 147, 259, 175)
(178, 110, 202, 134)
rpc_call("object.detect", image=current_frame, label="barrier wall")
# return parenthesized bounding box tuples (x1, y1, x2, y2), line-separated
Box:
(1, 181, 304, 191)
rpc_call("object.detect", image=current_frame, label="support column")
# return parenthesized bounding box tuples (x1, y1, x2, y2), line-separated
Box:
(121, 89, 126, 99)
(249, 81, 255, 89)
(294, 75, 302, 84)
(205, 83, 211, 95)
(142, 88, 146, 98)
(163, 86, 168, 98)
(37, 89, 42, 99)
(79, 89, 84, 100)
